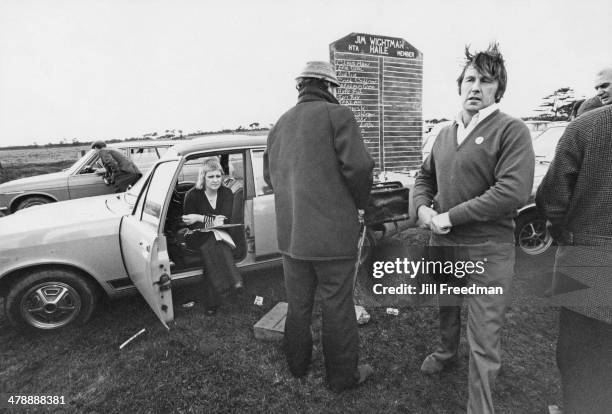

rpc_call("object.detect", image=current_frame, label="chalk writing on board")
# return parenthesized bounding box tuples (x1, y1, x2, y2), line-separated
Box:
(330, 33, 423, 172)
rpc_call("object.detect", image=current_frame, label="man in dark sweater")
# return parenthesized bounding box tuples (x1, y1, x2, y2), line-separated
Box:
(413, 44, 534, 414)
(264, 61, 374, 393)
(536, 105, 612, 414)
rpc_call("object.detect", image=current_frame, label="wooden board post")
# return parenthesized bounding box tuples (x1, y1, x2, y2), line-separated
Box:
(253, 302, 287, 341)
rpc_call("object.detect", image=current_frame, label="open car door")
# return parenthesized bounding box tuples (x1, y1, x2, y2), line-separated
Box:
(119, 160, 181, 329)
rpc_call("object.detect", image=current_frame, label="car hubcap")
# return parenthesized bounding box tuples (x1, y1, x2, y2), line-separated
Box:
(20, 282, 82, 329)
(518, 220, 553, 255)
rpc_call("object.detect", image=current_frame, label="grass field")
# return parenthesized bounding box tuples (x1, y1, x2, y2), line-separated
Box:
(0, 246, 561, 413)
(0, 146, 88, 185)
(0, 132, 269, 185)
(0, 146, 90, 167)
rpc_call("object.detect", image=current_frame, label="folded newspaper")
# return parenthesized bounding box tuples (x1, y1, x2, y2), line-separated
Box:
(196, 226, 238, 249)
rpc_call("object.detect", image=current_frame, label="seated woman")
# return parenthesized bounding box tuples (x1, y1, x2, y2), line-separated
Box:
(182, 157, 244, 315)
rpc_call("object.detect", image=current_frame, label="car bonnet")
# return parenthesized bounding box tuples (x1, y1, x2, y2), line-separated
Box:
(0, 194, 123, 236)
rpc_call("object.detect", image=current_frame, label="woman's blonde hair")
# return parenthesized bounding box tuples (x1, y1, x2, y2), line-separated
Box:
(195, 157, 223, 190)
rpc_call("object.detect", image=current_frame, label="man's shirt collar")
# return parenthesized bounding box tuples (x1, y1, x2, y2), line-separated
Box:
(455, 104, 499, 145)
(455, 103, 499, 128)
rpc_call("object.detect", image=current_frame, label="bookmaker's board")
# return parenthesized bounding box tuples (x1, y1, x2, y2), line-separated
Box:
(330, 33, 423, 172)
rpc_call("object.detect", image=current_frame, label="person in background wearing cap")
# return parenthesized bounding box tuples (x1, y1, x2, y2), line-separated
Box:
(413, 44, 534, 414)
(91, 140, 142, 192)
(264, 61, 375, 392)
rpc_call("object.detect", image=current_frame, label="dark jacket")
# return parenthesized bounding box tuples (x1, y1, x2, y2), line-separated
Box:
(183, 185, 233, 231)
(99, 148, 141, 178)
(264, 87, 374, 260)
(536, 105, 612, 239)
(536, 105, 612, 322)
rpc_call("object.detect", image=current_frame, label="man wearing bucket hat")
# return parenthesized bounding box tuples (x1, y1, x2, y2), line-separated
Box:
(264, 61, 375, 392)
(91, 140, 142, 192)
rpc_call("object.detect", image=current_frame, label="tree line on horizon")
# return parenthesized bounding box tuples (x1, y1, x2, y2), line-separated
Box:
(1, 124, 272, 150)
(4, 87, 588, 151)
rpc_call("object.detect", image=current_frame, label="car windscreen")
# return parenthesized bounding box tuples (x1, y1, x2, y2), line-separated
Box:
(66, 149, 97, 174)
(532, 126, 566, 161)
(161, 148, 178, 159)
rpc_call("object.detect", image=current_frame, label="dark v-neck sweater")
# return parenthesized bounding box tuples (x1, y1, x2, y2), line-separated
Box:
(183, 185, 233, 230)
(413, 110, 535, 242)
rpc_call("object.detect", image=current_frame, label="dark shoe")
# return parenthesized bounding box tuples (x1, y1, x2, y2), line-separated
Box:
(420, 353, 456, 375)
(288, 368, 308, 378)
(233, 283, 245, 295)
(328, 364, 374, 393)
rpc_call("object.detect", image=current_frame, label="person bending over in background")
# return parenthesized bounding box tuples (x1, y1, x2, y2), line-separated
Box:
(91, 140, 142, 192)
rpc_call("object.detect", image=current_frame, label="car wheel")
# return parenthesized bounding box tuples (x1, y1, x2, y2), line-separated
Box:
(15, 196, 53, 211)
(515, 210, 553, 255)
(5, 269, 98, 332)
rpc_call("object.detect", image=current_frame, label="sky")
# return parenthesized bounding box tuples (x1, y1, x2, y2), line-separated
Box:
(0, 0, 611, 148)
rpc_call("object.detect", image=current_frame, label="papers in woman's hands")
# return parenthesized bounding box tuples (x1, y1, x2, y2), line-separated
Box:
(192, 226, 240, 249)
(193, 223, 242, 230)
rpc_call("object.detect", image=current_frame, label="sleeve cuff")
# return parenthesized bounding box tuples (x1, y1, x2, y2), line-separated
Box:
(437, 212, 452, 228)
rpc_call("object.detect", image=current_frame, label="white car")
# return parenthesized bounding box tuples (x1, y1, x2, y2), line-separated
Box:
(0, 135, 280, 332)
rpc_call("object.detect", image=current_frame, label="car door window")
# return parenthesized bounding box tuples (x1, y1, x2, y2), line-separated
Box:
(129, 147, 161, 168)
(75, 152, 104, 174)
(156, 146, 169, 157)
(137, 161, 179, 228)
(251, 149, 273, 196)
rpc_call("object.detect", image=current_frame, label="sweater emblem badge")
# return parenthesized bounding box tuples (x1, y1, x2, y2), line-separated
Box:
(475, 136, 484, 145)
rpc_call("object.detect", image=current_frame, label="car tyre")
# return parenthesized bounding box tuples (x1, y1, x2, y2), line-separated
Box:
(15, 196, 52, 211)
(5, 268, 98, 332)
(514, 210, 554, 256)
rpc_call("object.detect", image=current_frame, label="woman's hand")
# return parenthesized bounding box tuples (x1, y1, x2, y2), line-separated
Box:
(213, 215, 226, 226)
(182, 214, 202, 226)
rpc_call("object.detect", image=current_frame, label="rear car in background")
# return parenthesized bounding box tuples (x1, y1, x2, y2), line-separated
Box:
(0, 140, 175, 215)
(421, 120, 452, 161)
